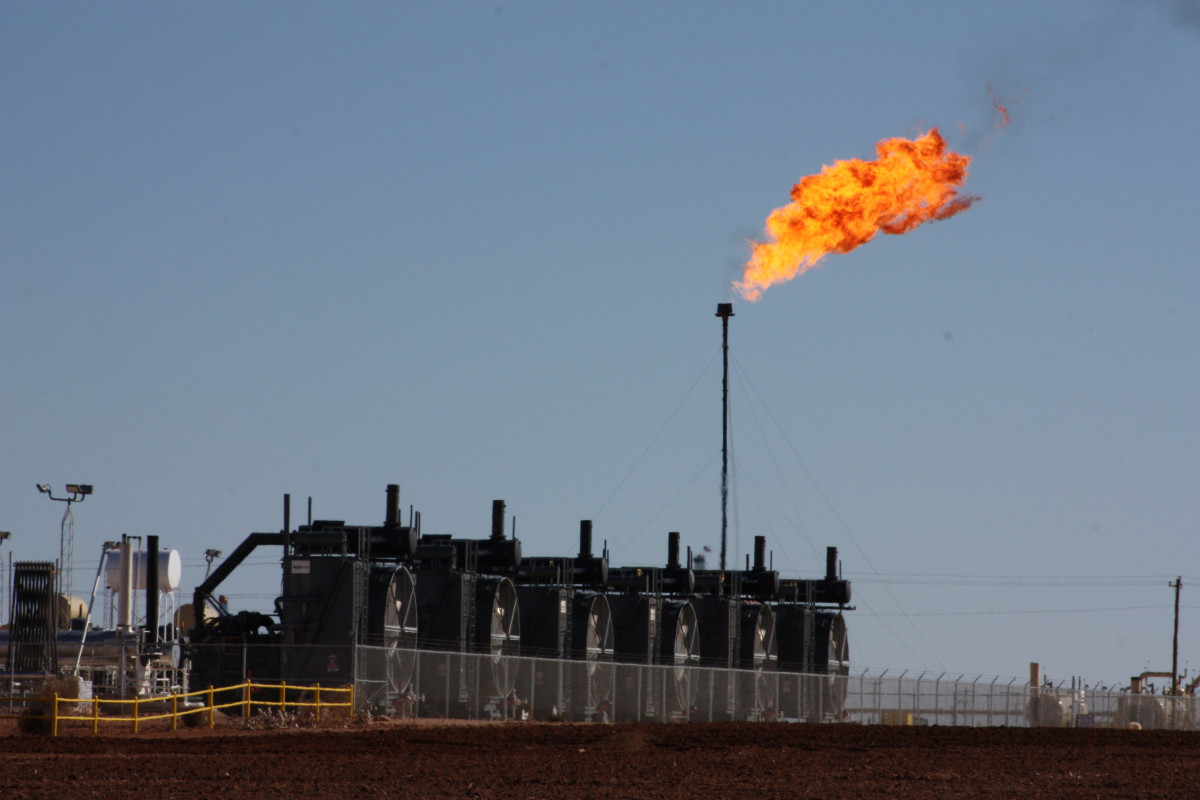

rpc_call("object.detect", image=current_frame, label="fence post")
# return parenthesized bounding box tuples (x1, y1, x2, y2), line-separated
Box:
(856, 671, 863, 725)
(207, 686, 215, 729)
(315, 684, 321, 724)
(349, 682, 355, 720)
(875, 669, 887, 725)
(50, 693, 59, 738)
(133, 695, 140, 734)
(280, 681, 287, 714)
(914, 673, 921, 722)
(171, 693, 178, 732)
(243, 681, 251, 720)
(92, 694, 100, 735)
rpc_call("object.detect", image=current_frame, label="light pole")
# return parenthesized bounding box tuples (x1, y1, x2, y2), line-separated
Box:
(203, 548, 223, 579)
(36, 483, 93, 605)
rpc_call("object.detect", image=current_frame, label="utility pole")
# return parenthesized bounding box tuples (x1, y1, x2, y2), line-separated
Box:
(0, 531, 10, 627)
(1172, 576, 1182, 694)
(716, 303, 734, 572)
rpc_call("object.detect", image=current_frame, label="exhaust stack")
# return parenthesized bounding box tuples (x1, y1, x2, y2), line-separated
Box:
(145, 535, 159, 646)
(579, 520, 593, 558)
(386, 484, 402, 527)
(491, 500, 506, 541)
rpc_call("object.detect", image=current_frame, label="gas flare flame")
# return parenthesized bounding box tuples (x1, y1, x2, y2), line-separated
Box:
(736, 128, 976, 301)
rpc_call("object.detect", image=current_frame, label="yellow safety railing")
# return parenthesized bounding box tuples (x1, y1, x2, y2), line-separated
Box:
(2, 681, 355, 736)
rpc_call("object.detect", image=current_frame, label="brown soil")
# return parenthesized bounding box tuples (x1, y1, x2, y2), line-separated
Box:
(0, 720, 1197, 799)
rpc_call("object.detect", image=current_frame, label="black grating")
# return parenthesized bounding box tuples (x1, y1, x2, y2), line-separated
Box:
(8, 561, 58, 673)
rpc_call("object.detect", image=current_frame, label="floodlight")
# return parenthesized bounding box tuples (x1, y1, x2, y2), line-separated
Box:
(37, 484, 51, 494)
(66, 484, 93, 495)
(204, 549, 223, 559)
(0, 531, 11, 541)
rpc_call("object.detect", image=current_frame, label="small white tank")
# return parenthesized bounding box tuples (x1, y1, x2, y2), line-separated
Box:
(103, 549, 182, 591)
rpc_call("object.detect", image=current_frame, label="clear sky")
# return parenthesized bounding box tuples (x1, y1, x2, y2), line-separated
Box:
(3, 1, 1197, 689)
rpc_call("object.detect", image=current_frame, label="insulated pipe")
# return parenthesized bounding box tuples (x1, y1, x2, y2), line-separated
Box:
(667, 532, 681, 570)
(754, 536, 766, 571)
(825, 547, 838, 581)
(145, 535, 159, 645)
(193, 532, 286, 616)
(118, 535, 133, 631)
(492, 500, 506, 541)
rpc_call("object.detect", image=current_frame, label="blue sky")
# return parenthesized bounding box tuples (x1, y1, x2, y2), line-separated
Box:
(3, 1, 1197, 688)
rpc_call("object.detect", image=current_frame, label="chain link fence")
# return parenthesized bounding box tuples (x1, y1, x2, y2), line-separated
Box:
(182, 642, 1199, 730)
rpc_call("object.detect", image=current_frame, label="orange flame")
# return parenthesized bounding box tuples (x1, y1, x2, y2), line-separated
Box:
(736, 129, 975, 301)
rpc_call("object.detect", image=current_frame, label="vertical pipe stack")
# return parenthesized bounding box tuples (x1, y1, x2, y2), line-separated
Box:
(825, 547, 838, 582)
(386, 484, 401, 527)
(492, 500, 505, 541)
(579, 520, 593, 558)
(146, 534, 159, 646)
(117, 535, 133, 632)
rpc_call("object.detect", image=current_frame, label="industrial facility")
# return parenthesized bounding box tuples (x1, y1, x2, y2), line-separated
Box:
(182, 486, 852, 721)
(3, 305, 1192, 730)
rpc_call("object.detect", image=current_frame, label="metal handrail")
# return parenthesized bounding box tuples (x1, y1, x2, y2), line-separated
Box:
(1, 679, 355, 736)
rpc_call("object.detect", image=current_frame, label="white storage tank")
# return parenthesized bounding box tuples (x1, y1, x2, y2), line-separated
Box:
(103, 548, 182, 591)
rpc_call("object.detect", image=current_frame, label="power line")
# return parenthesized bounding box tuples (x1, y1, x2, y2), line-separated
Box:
(849, 574, 1179, 587)
(593, 348, 720, 521)
(610, 452, 720, 554)
(866, 604, 1187, 617)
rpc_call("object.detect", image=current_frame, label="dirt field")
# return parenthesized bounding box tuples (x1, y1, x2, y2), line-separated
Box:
(1, 719, 1197, 799)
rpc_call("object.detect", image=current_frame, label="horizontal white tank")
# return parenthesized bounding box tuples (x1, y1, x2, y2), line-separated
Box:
(104, 549, 182, 592)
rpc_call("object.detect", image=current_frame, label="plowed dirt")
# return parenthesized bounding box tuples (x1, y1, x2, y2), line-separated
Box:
(1, 720, 1197, 799)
